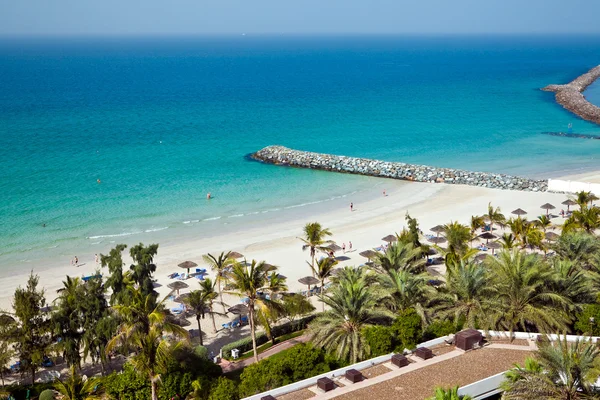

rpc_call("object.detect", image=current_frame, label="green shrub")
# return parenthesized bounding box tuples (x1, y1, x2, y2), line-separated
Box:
(194, 345, 209, 360)
(39, 389, 55, 400)
(362, 325, 395, 356)
(392, 308, 423, 351)
(103, 364, 151, 400)
(159, 372, 195, 400)
(574, 304, 600, 336)
(208, 377, 239, 400)
(422, 319, 459, 341)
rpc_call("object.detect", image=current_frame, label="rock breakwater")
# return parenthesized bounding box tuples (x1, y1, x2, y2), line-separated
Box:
(542, 65, 600, 125)
(251, 146, 548, 192)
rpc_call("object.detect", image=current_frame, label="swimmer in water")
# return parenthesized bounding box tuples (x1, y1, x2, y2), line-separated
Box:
(207, 193, 211, 200)
(97, 179, 101, 184)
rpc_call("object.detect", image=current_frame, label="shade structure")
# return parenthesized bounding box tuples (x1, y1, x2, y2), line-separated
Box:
(545, 232, 560, 241)
(228, 304, 249, 315)
(299, 276, 320, 297)
(359, 250, 378, 259)
(168, 281, 189, 295)
(168, 315, 192, 327)
(487, 241, 502, 254)
(227, 251, 244, 259)
(474, 254, 488, 263)
(178, 261, 198, 274)
(427, 236, 447, 244)
(430, 225, 445, 238)
(478, 232, 496, 243)
(562, 199, 577, 212)
(174, 293, 191, 303)
(330, 268, 343, 277)
(327, 244, 342, 252)
(540, 203, 556, 216)
(511, 208, 527, 216)
(275, 273, 287, 280)
(381, 234, 397, 243)
(262, 263, 278, 272)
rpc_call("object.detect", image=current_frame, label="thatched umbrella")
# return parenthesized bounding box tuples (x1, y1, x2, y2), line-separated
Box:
(327, 244, 342, 253)
(540, 203, 556, 216)
(511, 208, 527, 216)
(167, 281, 189, 296)
(487, 241, 502, 255)
(227, 251, 244, 259)
(298, 276, 320, 297)
(168, 315, 192, 327)
(478, 232, 496, 244)
(174, 293, 191, 303)
(427, 236, 447, 245)
(228, 304, 249, 323)
(430, 225, 445, 238)
(562, 199, 577, 212)
(178, 261, 198, 274)
(545, 232, 560, 242)
(262, 263, 277, 272)
(359, 250, 378, 259)
(474, 253, 488, 263)
(331, 268, 343, 277)
(381, 234, 397, 243)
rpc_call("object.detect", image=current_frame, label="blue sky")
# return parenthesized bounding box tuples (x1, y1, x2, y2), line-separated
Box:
(1, 0, 599, 35)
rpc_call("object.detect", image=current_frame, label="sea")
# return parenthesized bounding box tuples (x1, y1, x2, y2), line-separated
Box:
(1, 35, 600, 269)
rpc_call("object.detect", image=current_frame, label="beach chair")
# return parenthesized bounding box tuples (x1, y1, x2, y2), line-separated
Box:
(177, 272, 188, 280)
(221, 322, 233, 329)
(231, 320, 240, 328)
(168, 272, 179, 279)
(240, 315, 249, 325)
(195, 275, 205, 281)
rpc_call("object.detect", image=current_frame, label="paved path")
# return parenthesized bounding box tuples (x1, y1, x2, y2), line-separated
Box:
(220, 334, 310, 373)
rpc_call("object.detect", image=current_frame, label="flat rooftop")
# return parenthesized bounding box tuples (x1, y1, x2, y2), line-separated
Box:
(273, 342, 532, 400)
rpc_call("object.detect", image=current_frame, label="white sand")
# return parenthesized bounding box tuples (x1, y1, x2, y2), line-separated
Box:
(0, 176, 581, 353)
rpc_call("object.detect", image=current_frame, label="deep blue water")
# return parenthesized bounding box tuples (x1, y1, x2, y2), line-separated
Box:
(1, 35, 599, 266)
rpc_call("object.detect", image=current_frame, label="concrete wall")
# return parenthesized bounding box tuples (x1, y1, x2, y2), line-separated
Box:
(548, 179, 600, 195)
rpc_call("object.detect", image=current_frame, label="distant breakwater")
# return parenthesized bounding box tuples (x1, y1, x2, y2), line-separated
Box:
(251, 146, 548, 192)
(542, 65, 600, 125)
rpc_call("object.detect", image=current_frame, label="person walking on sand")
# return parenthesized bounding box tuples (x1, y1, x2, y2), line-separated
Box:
(350, 202, 353, 212)
(342, 243, 346, 253)
(74, 256, 78, 266)
(94, 253, 99, 265)
(349, 241, 353, 251)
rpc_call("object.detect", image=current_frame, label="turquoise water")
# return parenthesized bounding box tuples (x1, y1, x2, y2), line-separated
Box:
(1, 35, 600, 267)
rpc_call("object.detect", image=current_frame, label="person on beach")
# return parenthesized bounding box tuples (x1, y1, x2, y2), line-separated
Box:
(350, 202, 353, 212)
(342, 243, 346, 253)
(383, 189, 386, 196)
(207, 192, 211, 200)
(94, 254, 99, 265)
(349, 241, 353, 251)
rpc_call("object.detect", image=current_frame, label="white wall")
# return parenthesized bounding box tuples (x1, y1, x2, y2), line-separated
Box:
(548, 179, 600, 195)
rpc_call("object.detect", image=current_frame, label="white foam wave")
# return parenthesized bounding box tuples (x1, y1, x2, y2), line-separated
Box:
(203, 216, 221, 221)
(145, 227, 168, 233)
(183, 220, 200, 224)
(228, 214, 244, 218)
(87, 231, 142, 240)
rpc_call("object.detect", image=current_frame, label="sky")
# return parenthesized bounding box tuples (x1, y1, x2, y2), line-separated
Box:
(1, 0, 600, 36)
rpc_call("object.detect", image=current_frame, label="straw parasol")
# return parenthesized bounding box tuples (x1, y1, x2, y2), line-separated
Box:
(168, 281, 189, 295)
(262, 263, 277, 272)
(359, 250, 378, 259)
(511, 208, 527, 216)
(174, 293, 191, 303)
(478, 232, 496, 244)
(430, 225, 445, 238)
(474, 254, 488, 263)
(428, 236, 447, 244)
(298, 276, 320, 297)
(545, 232, 560, 241)
(168, 315, 191, 327)
(227, 251, 244, 259)
(228, 304, 249, 315)
(381, 234, 397, 243)
(562, 199, 577, 212)
(540, 203, 556, 216)
(487, 241, 502, 255)
(327, 244, 342, 253)
(178, 261, 198, 274)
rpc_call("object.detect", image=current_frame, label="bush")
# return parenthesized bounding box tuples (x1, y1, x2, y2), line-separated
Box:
(574, 304, 600, 336)
(103, 364, 151, 400)
(362, 325, 395, 357)
(39, 389, 55, 400)
(392, 308, 423, 351)
(194, 345, 209, 360)
(422, 319, 459, 341)
(159, 372, 195, 400)
(208, 377, 239, 400)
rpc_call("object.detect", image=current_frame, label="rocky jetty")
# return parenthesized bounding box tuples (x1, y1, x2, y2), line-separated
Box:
(251, 146, 548, 192)
(542, 65, 600, 125)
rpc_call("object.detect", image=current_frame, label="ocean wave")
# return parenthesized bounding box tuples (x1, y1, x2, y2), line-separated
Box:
(47, 245, 59, 249)
(87, 231, 142, 240)
(182, 219, 200, 224)
(145, 227, 168, 233)
(228, 214, 244, 218)
(202, 216, 221, 221)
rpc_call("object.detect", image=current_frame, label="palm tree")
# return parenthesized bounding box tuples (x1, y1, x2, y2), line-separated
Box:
(299, 222, 332, 276)
(197, 278, 223, 334)
(506, 217, 528, 245)
(428, 386, 472, 400)
(434, 260, 490, 329)
(203, 252, 234, 313)
(53, 366, 101, 400)
(312, 257, 338, 311)
(552, 231, 600, 269)
(499, 233, 517, 250)
(309, 267, 392, 363)
(182, 290, 209, 345)
(573, 190, 599, 210)
(106, 290, 188, 400)
(564, 206, 600, 234)
(485, 202, 506, 233)
(380, 269, 433, 325)
(226, 260, 285, 362)
(470, 215, 486, 246)
(547, 259, 594, 309)
(522, 223, 545, 252)
(535, 215, 552, 233)
(501, 336, 600, 399)
(485, 250, 571, 338)
(374, 241, 425, 273)
(442, 221, 472, 266)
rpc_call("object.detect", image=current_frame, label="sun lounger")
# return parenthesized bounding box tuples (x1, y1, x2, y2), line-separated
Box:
(168, 272, 179, 279)
(222, 322, 233, 329)
(231, 321, 240, 328)
(177, 273, 188, 280)
(240, 315, 249, 324)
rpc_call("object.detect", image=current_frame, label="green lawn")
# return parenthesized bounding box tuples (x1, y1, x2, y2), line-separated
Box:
(235, 330, 305, 362)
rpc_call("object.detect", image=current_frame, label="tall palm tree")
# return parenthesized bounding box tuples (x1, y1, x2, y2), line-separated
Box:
(380, 269, 433, 325)
(535, 215, 553, 233)
(374, 241, 425, 273)
(53, 366, 102, 400)
(552, 231, 600, 269)
(485, 202, 506, 233)
(428, 386, 472, 400)
(182, 290, 209, 346)
(573, 191, 599, 210)
(311, 257, 338, 311)
(433, 261, 490, 329)
(203, 252, 234, 313)
(499, 233, 517, 250)
(521, 223, 545, 252)
(547, 259, 594, 309)
(309, 267, 392, 363)
(442, 221, 472, 266)
(470, 215, 486, 246)
(485, 250, 571, 338)
(564, 206, 600, 234)
(501, 336, 600, 399)
(197, 278, 223, 334)
(506, 217, 528, 244)
(299, 222, 332, 276)
(226, 260, 285, 362)
(106, 290, 188, 400)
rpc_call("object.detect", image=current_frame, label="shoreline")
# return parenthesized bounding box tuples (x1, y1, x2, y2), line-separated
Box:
(542, 65, 600, 125)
